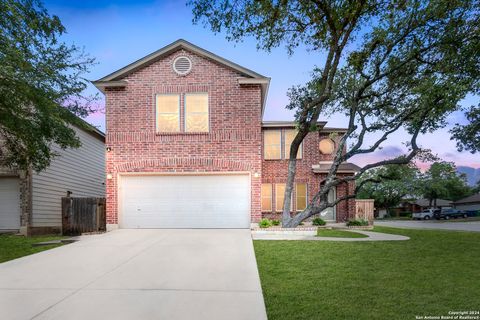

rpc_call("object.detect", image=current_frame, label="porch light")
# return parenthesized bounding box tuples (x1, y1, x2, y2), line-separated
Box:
(106, 174, 113, 180)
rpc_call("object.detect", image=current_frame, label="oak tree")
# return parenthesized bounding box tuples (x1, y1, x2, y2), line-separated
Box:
(190, 0, 480, 226)
(0, 0, 97, 172)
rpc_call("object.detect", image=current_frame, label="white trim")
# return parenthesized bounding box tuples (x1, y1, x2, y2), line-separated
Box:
(237, 78, 270, 84)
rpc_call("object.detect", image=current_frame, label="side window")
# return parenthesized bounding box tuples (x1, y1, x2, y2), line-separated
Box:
(156, 94, 180, 132)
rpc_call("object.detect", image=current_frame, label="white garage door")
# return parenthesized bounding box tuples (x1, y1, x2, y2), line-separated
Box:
(120, 174, 250, 228)
(0, 177, 21, 230)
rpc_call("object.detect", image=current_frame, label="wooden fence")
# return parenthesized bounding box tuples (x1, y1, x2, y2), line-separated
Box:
(355, 199, 375, 224)
(62, 197, 106, 235)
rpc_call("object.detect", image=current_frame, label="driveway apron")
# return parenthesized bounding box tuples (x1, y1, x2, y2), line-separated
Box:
(0, 229, 267, 320)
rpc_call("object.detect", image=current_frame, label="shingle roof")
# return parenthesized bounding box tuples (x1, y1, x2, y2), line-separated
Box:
(454, 193, 480, 204)
(414, 198, 452, 207)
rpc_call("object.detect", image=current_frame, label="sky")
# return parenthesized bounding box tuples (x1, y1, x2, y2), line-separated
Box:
(43, 0, 479, 169)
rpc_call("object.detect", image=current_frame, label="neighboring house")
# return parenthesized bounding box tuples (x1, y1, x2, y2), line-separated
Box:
(391, 198, 452, 216)
(0, 125, 105, 235)
(93, 39, 358, 230)
(453, 194, 480, 211)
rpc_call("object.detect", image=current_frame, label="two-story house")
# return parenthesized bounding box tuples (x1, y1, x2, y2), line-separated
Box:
(93, 39, 358, 230)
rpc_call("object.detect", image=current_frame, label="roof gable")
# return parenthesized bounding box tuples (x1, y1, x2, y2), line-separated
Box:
(96, 39, 267, 81)
(92, 39, 270, 114)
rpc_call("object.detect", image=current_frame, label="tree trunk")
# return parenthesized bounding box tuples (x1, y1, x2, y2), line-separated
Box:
(281, 129, 308, 227)
(282, 158, 297, 226)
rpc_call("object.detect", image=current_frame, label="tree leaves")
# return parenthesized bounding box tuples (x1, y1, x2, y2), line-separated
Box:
(0, 0, 97, 171)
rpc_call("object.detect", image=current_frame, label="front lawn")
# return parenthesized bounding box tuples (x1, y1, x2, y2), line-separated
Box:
(0, 234, 65, 263)
(254, 227, 480, 320)
(316, 228, 368, 238)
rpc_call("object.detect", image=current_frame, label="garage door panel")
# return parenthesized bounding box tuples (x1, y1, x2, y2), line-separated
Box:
(120, 174, 250, 228)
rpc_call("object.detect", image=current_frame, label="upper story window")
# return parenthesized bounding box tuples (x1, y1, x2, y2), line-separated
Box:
(156, 94, 180, 132)
(284, 129, 303, 159)
(156, 93, 209, 133)
(264, 130, 282, 159)
(319, 138, 335, 154)
(185, 93, 209, 132)
(264, 129, 303, 160)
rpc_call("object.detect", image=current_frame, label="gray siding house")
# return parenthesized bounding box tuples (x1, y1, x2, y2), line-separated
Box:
(453, 194, 480, 211)
(0, 125, 105, 235)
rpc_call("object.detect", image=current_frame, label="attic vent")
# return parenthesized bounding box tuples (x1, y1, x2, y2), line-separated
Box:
(173, 56, 192, 75)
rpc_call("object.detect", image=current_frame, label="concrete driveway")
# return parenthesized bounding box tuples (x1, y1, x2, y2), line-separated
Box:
(375, 220, 480, 232)
(0, 229, 267, 320)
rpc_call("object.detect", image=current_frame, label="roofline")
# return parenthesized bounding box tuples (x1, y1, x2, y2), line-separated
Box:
(91, 80, 127, 93)
(92, 39, 270, 114)
(454, 201, 480, 204)
(74, 117, 105, 142)
(322, 127, 349, 133)
(95, 39, 268, 82)
(262, 121, 327, 128)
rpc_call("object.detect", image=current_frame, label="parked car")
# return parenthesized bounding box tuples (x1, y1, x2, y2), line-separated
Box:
(412, 209, 440, 220)
(434, 209, 468, 220)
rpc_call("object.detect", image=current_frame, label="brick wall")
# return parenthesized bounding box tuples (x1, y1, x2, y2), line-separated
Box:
(105, 49, 263, 225)
(261, 129, 356, 222)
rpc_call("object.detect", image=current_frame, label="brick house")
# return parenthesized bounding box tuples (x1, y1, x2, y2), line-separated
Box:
(93, 39, 358, 230)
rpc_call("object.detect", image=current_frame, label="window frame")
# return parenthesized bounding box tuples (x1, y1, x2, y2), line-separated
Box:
(184, 92, 210, 133)
(155, 93, 181, 133)
(261, 183, 273, 212)
(295, 183, 308, 212)
(263, 130, 282, 160)
(284, 129, 303, 159)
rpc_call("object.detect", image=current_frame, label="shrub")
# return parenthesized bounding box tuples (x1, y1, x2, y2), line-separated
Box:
(312, 218, 326, 226)
(346, 219, 369, 227)
(259, 218, 273, 228)
(271, 219, 280, 226)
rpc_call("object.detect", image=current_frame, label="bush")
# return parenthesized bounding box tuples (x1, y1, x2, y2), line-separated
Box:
(271, 219, 280, 226)
(399, 211, 412, 217)
(346, 219, 369, 227)
(259, 218, 273, 228)
(312, 218, 326, 226)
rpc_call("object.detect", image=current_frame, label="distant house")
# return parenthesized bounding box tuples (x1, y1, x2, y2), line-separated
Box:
(453, 194, 480, 211)
(0, 124, 105, 235)
(387, 198, 452, 217)
(411, 198, 452, 211)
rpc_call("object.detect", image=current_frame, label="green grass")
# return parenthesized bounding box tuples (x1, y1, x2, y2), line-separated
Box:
(316, 228, 368, 238)
(0, 234, 65, 263)
(254, 227, 480, 320)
